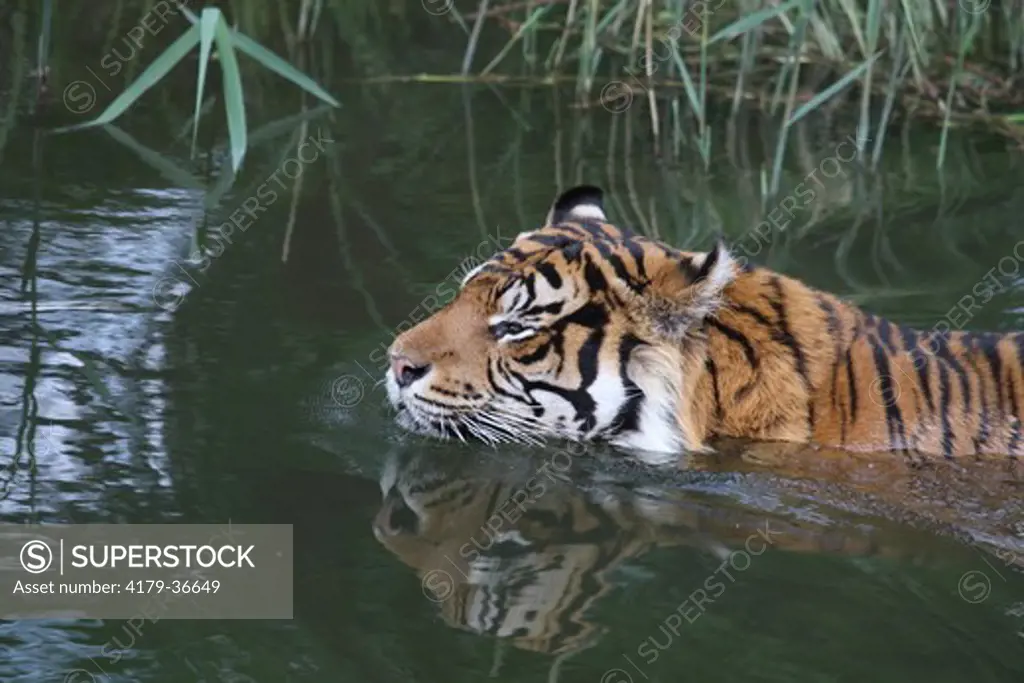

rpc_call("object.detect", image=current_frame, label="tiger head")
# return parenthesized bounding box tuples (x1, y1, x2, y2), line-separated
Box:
(386, 185, 739, 457)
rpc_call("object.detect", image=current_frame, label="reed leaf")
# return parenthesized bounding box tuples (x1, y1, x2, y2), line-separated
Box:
(214, 17, 248, 173)
(54, 24, 201, 132)
(55, 2, 339, 173)
(190, 8, 220, 158)
(480, 4, 554, 77)
(787, 52, 881, 128)
(101, 125, 204, 191)
(707, 0, 801, 45)
(231, 32, 341, 107)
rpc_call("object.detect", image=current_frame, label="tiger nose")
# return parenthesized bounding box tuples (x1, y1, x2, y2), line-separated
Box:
(390, 353, 430, 388)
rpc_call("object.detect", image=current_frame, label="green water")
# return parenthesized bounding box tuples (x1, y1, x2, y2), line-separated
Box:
(3, 12, 1024, 683)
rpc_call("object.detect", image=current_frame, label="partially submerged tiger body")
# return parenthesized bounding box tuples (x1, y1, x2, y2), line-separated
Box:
(385, 185, 1024, 461)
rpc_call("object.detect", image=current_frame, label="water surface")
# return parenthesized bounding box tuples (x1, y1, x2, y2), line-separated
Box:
(2, 27, 1024, 683)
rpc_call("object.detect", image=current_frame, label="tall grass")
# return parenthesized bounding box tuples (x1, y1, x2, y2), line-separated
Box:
(450, 0, 1024, 176)
(8, 0, 1022, 180)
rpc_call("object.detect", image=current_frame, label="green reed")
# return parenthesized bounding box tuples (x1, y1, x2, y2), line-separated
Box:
(473, 0, 1024, 180)
(14, 0, 1024, 185)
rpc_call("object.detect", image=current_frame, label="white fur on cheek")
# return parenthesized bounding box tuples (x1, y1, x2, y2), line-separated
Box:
(610, 345, 684, 463)
(587, 372, 630, 436)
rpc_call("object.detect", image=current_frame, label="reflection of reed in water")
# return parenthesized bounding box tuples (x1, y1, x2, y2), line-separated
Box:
(371, 447, 971, 660)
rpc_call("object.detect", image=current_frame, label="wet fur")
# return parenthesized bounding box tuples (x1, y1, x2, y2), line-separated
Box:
(386, 185, 1024, 460)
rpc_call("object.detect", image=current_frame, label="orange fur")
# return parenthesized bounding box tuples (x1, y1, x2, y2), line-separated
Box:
(386, 186, 1024, 459)
(697, 267, 1024, 457)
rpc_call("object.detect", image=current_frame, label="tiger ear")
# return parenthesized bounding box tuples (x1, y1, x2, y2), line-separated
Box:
(643, 239, 737, 341)
(545, 185, 606, 224)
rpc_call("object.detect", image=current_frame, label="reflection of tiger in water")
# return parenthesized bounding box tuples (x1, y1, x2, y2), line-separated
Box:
(372, 451, 943, 656)
(385, 185, 1024, 460)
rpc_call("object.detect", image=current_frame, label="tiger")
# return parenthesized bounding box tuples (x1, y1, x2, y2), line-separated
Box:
(385, 184, 1024, 461)
(371, 448, 962, 657)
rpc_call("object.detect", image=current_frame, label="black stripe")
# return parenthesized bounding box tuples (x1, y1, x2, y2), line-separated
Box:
(534, 261, 563, 289)
(817, 296, 845, 435)
(830, 356, 841, 413)
(420, 396, 464, 410)
(551, 222, 590, 238)
(529, 233, 578, 250)
(504, 247, 528, 262)
(692, 244, 721, 283)
(512, 367, 599, 434)
(494, 276, 520, 303)
(845, 348, 859, 422)
(930, 331, 972, 415)
(869, 337, 907, 450)
(623, 239, 648, 282)
(522, 273, 536, 303)
(675, 254, 702, 283)
(706, 358, 724, 422)
(903, 327, 935, 416)
(522, 301, 564, 317)
(485, 360, 528, 402)
(557, 302, 607, 331)
(898, 325, 919, 354)
(768, 278, 812, 430)
(508, 288, 526, 311)
(477, 264, 512, 284)
(534, 303, 609, 433)
(592, 241, 640, 292)
(707, 319, 758, 368)
(505, 368, 549, 420)
(768, 279, 809, 385)
(582, 255, 609, 293)
(733, 304, 774, 329)
(938, 362, 954, 458)
(836, 353, 848, 444)
(550, 326, 566, 375)
(609, 335, 646, 434)
(817, 296, 841, 336)
(433, 387, 483, 400)
(516, 340, 552, 365)
(874, 317, 899, 355)
(978, 333, 1006, 417)
(967, 337, 991, 453)
(573, 218, 614, 239)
